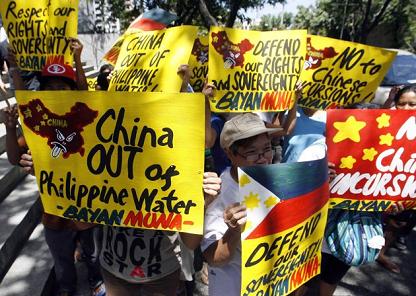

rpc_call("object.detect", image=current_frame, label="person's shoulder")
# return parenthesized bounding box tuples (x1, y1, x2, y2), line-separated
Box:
(311, 110, 327, 123)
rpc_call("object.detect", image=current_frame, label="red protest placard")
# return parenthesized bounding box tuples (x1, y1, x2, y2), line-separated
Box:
(327, 109, 416, 211)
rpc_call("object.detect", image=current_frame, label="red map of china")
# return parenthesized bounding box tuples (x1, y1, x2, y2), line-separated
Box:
(19, 99, 98, 158)
(211, 31, 254, 68)
(305, 37, 338, 70)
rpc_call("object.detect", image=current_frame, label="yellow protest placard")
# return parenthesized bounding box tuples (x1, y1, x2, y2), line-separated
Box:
(299, 35, 396, 110)
(241, 206, 327, 295)
(208, 27, 306, 112)
(0, 0, 78, 71)
(102, 35, 126, 66)
(87, 77, 97, 91)
(189, 36, 208, 92)
(239, 158, 329, 295)
(108, 26, 198, 92)
(16, 91, 205, 234)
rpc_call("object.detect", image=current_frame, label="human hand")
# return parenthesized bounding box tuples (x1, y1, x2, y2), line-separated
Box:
(70, 38, 83, 60)
(223, 202, 247, 232)
(295, 80, 303, 100)
(202, 80, 216, 99)
(19, 151, 34, 175)
(386, 201, 405, 215)
(203, 172, 221, 207)
(177, 64, 191, 85)
(1, 105, 19, 129)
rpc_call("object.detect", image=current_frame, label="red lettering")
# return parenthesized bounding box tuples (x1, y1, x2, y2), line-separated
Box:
(130, 266, 145, 278)
(260, 91, 292, 110)
(123, 211, 182, 230)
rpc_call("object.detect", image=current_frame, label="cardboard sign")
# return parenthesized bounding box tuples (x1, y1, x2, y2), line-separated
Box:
(102, 35, 125, 66)
(208, 27, 306, 112)
(299, 35, 396, 110)
(87, 77, 97, 91)
(16, 90, 206, 234)
(0, 0, 78, 71)
(102, 8, 173, 65)
(108, 26, 198, 92)
(188, 36, 208, 92)
(327, 109, 416, 211)
(240, 158, 329, 295)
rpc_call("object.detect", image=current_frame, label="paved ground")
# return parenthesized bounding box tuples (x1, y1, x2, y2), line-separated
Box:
(71, 228, 415, 296)
(332, 228, 416, 296)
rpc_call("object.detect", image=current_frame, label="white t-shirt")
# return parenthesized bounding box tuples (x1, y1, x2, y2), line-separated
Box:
(201, 168, 241, 296)
(297, 138, 327, 163)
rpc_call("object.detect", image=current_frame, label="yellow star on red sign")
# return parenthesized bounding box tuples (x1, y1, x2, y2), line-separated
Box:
(340, 156, 356, 169)
(379, 133, 394, 146)
(333, 116, 366, 143)
(36, 105, 42, 112)
(42, 113, 48, 120)
(376, 113, 390, 128)
(362, 147, 378, 161)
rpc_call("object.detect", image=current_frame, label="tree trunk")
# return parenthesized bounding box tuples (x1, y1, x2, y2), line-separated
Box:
(358, 0, 392, 43)
(198, 0, 218, 27)
(225, 0, 240, 28)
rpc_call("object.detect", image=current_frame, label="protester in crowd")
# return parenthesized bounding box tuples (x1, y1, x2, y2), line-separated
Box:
(201, 113, 281, 295)
(315, 101, 408, 296)
(98, 173, 220, 296)
(94, 66, 221, 296)
(205, 83, 301, 177)
(176, 65, 212, 295)
(96, 64, 114, 91)
(281, 105, 326, 163)
(376, 84, 416, 274)
(3, 39, 106, 296)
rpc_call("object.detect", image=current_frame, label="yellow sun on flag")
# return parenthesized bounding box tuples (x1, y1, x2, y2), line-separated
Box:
(376, 113, 390, 128)
(340, 156, 356, 169)
(379, 133, 394, 146)
(362, 147, 378, 161)
(243, 192, 261, 210)
(239, 174, 251, 187)
(333, 116, 366, 143)
(264, 196, 279, 208)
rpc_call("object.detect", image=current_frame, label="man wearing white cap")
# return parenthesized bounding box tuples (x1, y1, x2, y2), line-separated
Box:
(201, 113, 282, 296)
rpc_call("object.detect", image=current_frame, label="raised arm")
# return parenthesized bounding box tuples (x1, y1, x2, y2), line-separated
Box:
(203, 202, 247, 266)
(6, 47, 25, 90)
(71, 38, 88, 90)
(270, 81, 302, 138)
(177, 64, 192, 93)
(1, 105, 25, 165)
(202, 82, 217, 149)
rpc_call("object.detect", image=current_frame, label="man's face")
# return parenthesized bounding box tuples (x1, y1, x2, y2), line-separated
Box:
(227, 133, 273, 167)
